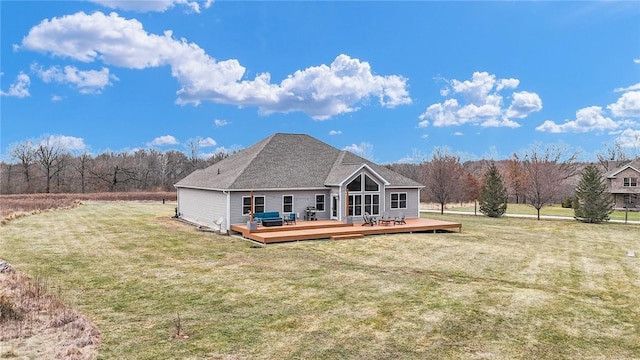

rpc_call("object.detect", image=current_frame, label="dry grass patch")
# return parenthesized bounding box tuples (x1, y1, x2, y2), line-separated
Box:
(1, 203, 639, 359)
(0, 264, 100, 359)
(0, 192, 176, 224)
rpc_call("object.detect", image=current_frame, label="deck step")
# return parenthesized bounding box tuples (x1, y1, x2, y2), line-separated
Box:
(330, 233, 364, 240)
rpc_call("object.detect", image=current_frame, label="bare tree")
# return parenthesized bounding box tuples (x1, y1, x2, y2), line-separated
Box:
(9, 140, 37, 193)
(504, 153, 528, 204)
(74, 151, 93, 193)
(423, 147, 464, 214)
(461, 171, 482, 204)
(35, 136, 68, 193)
(89, 152, 137, 192)
(184, 137, 201, 171)
(157, 151, 171, 191)
(596, 142, 630, 172)
(522, 144, 579, 220)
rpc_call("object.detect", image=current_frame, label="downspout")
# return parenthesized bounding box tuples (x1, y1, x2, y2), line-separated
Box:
(175, 187, 180, 218)
(417, 187, 422, 218)
(224, 190, 231, 233)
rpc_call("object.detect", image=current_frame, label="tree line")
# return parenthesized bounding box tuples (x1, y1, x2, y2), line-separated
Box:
(1, 137, 229, 194)
(387, 143, 636, 220)
(2, 137, 636, 222)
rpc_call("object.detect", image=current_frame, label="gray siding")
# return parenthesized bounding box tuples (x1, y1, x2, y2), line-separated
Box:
(228, 189, 332, 224)
(384, 187, 420, 219)
(177, 188, 228, 230)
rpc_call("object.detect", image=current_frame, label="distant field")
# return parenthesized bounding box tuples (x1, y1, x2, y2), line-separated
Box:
(0, 192, 176, 222)
(1, 202, 639, 359)
(434, 202, 640, 222)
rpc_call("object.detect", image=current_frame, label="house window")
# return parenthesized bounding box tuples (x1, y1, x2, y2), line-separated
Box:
(348, 194, 362, 216)
(283, 195, 293, 213)
(364, 194, 380, 215)
(364, 175, 379, 191)
(242, 195, 265, 215)
(391, 193, 407, 209)
(347, 175, 362, 192)
(347, 174, 379, 192)
(623, 177, 638, 187)
(315, 194, 325, 211)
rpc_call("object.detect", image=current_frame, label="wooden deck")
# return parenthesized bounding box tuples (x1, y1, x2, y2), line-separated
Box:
(230, 218, 462, 244)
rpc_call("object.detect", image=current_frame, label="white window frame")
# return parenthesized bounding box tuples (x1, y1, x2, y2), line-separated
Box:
(364, 194, 380, 215)
(348, 194, 363, 216)
(623, 177, 638, 187)
(390, 192, 407, 209)
(347, 175, 362, 192)
(242, 195, 265, 215)
(282, 195, 294, 213)
(315, 194, 326, 212)
(364, 174, 379, 192)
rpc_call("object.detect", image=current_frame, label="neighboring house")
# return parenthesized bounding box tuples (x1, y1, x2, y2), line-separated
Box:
(605, 159, 640, 209)
(174, 133, 424, 232)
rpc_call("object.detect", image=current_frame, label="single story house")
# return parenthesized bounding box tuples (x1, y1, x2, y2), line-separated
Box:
(605, 158, 640, 209)
(174, 133, 424, 232)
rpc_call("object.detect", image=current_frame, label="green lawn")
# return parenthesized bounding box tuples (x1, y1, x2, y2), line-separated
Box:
(445, 203, 640, 222)
(1, 202, 639, 359)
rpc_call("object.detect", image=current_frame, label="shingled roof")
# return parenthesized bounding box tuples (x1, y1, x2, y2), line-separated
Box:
(175, 133, 423, 191)
(605, 158, 640, 178)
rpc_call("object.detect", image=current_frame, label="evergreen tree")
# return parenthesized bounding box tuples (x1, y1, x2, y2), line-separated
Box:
(479, 163, 508, 218)
(574, 164, 614, 223)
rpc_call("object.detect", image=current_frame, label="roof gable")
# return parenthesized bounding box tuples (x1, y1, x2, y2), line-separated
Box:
(606, 159, 640, 178)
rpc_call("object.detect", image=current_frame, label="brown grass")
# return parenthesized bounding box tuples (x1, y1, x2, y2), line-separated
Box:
(2, 202, 638, 358)
(0, 264, 101, 359)
(0, 192, 176, 224)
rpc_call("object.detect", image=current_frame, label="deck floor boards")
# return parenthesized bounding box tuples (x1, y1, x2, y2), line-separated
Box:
(230, 218, 461, 244)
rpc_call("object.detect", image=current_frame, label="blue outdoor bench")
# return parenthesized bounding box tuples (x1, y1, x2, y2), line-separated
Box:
(253, 212, 283, 227)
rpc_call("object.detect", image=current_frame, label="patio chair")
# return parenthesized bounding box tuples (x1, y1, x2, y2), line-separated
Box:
(284, 212, 296, 225)
(362, 212, 377, 226)
(395, 212, 406, 225)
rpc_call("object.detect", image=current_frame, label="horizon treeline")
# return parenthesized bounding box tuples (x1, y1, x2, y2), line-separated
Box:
(1, 142, 229, 194)
(1, 138, 637, 213)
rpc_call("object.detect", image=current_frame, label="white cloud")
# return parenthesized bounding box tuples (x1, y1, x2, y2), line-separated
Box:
(608, 91, 640, 118)
(198, 137, 217, 147)
(148, 135, 178, 146)
(202, 144, 243, 158)
(31, 64, 117, 94)
(40, 135, 86, 151)
(0, 72, 30, 98)
(51, 94, 64, 102)
(615, 128, 640, 148)
(213, 119, 228, 127)
(20, 11, 410, 120)
(418, 71, 541, 128)
(453, 131, 464, 136)
(506, 91, 543, 119)
(496, 78, 519, 91)
(536, 106, 619, 133)
(614, 83, 640, 93)
(329, 130, 342, 135)
(634, 58, 640, 64)
(343, 142, 374, 160)
(89, 0, 212, 13)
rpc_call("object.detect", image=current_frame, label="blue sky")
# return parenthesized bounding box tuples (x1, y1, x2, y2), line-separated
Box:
(1, 1, 639, 163)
